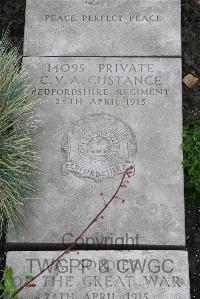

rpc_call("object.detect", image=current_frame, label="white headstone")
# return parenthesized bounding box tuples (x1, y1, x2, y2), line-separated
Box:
(7, 56, 184, 246)
(24, 0, 181, 56)
(6, 250, 191, 299)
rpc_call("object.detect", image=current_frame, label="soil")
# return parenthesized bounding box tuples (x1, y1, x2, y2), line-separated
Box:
(182, 0, 200, 117)
(0, 0, 200, 297)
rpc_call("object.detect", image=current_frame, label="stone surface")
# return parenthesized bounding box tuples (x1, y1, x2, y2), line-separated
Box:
(6, 250, 191, 299)
(24, 0, 181, 57)
(7, 57, 184, 246)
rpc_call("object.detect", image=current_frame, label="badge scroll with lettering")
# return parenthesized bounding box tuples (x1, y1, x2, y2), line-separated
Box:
(61, 113, 137, 181)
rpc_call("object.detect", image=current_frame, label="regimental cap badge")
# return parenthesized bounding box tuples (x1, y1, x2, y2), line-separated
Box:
(61, 113, 137, 180)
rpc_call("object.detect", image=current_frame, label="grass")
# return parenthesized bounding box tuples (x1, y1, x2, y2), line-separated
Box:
(183, 115, 200, 207)
(0, 31, 37, 237)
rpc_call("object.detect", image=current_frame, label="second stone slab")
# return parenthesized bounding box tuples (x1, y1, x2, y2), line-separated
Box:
(7, 57, 185, 247)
